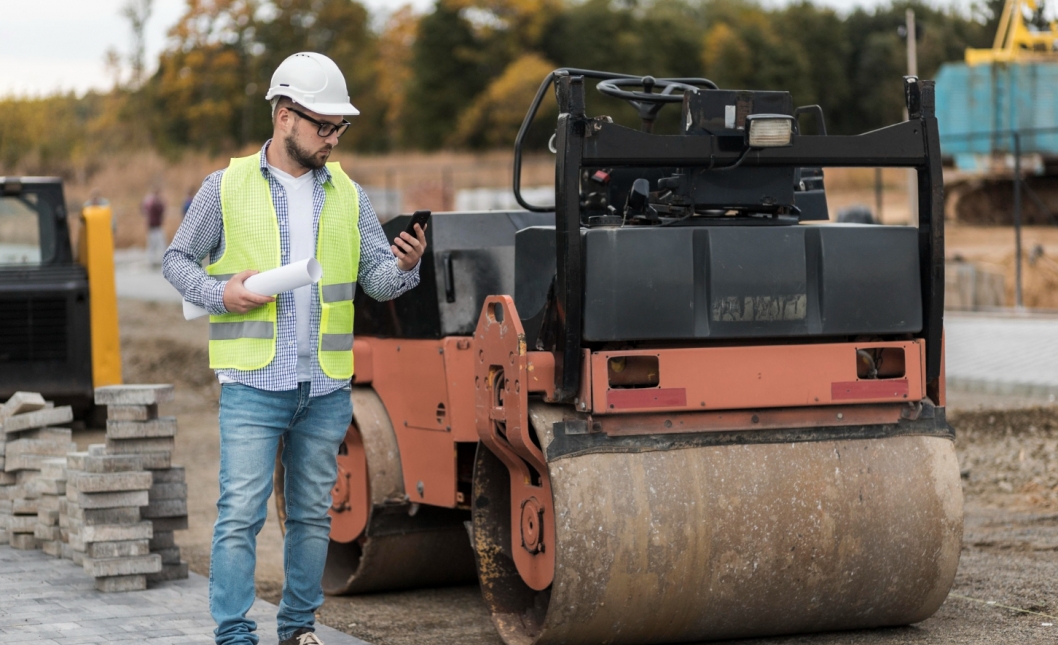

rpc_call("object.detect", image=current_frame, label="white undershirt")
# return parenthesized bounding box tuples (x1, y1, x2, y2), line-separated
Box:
(268, 163, 316, 383)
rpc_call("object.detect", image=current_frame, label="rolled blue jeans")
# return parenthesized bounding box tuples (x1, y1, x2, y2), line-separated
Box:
(211, 382, 351, 645)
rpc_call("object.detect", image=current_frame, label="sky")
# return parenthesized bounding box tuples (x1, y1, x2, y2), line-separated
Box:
(0, 0, 979, 98)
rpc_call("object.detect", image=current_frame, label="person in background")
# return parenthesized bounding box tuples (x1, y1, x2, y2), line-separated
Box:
(142, 186, 166, 267)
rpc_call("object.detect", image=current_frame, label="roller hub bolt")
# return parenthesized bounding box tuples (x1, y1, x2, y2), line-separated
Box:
(520, 498, 545, 554)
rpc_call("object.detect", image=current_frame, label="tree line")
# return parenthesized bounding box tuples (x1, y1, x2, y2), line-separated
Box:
(0, 0, 1008, 175)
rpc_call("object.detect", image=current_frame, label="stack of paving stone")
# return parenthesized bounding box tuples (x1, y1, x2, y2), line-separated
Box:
(34, 458, 68, 556)
(96, 384, 189, 582)
(65, 444, 161, 591)
(0, 392, 75, 551)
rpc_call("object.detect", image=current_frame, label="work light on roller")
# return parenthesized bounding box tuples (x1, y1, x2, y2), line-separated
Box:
(747, 114, 795, 147)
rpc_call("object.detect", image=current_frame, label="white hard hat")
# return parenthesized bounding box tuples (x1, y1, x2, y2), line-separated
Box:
(265, 52, 359, 116)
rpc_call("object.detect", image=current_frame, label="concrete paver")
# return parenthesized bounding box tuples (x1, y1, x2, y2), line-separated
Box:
(946, 312, 1058, 397)
(0, 547, 368, 645)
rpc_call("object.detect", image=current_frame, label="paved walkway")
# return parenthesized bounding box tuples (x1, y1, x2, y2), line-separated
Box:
(114, 249, 182, 304)
(946, 312, 1058, 398)
(0, 547, 367, 645)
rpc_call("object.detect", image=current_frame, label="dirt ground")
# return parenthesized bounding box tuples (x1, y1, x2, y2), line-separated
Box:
(115, 298, 1058, 645)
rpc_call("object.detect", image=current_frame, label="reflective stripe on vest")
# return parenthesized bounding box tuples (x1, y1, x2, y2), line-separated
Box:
(205, 154, 360, 378)
(210, 321, 275, 341)
(321, 333, 354, 351)
(321, 281, 356, 303)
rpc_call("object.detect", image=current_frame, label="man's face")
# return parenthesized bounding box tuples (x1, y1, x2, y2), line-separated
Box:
(281, 105, 343, 170)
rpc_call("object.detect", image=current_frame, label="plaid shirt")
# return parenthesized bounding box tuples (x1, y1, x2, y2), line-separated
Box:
(162, 140, 420, 397)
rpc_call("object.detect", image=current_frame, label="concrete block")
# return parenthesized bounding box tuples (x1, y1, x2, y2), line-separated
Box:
(61, 541, 72, 559)
(153, 546, 182, 564)
(83, 553, 162, 577)
(13, 498, 37, 514)
(34, 524, 60, 540)
(106, 417, 176, 439)
(69, 505, 141, 525)
(17, 427, 72, 441)
(131, 452, 173, 470)
(68, 488, 149, 509)
(8, 515, 37, 533)
(41, 540, 63, 557)
(10, 533, 39, 550)
(0, 528, 6, 544)
(87, 538, 150, 559)
(107, 404, 158, 421)
(6, 439, 77, 459)
(0, 471, 14, 484)
(151, 467, 185, 483)
(95, 385, 173, 406)
(88, 443, 107, 456)
(147, 561, 189, 583)
(0, 499, 10, 513)
(40, 458, 66, 479)
(0, 442, 4, 456)
(68, 529, 83, 551)
(30, 478, 65, 496)
(95, 574, 148, 592)
(71, 548, 84, 565)
(67, 452, 141, 473)
(150, 515, 189, 532)
(0, 456, 4, 470)
(0, 392, 46, 421)
(38, 495, 61, 512)
(141, 499, 187, 519)
(68, 470, 152, 493)
(149, 482, 188, 500)
(37, 509, 59, 524)
(4, 454, 48, 471)
(105, 436, 175, 455)
(60, 526, 68, 541)
(6, 438, 77, 458)
(58, 496, 67, 513)
(2, 406, 73, 434)
(81, 521, 153, 543)
(149, 530, 175, 550)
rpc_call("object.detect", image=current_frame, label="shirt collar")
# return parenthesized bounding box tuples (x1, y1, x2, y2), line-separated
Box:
(259, 139, 332, 186)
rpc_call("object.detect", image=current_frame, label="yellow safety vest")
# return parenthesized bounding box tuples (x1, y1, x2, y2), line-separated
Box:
(206, 154, 360, 379)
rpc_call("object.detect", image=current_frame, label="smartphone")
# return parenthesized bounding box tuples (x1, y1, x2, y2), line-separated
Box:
(403, 210, 431, 237)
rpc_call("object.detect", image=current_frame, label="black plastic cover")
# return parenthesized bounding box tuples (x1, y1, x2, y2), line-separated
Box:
(515, 224, 922, 343)
(355, 211, 553, 338)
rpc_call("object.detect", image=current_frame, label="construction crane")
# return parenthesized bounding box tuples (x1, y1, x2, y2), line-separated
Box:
(966, 0, 1058, 65)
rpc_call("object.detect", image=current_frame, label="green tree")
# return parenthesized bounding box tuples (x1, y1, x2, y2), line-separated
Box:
(403, 2, 496, 149)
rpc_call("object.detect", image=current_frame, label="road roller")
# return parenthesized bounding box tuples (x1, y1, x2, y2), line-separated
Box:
(275, 69, 962, 644)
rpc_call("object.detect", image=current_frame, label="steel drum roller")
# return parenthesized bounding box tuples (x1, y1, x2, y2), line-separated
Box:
(473, 403, 963, 645)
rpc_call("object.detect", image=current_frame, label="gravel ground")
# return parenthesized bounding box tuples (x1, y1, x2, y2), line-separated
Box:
(116, 299, 1058, 645)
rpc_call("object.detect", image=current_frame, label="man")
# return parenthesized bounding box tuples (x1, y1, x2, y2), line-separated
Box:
(142, 186, 166, 267)
(163, 52, 427, 645)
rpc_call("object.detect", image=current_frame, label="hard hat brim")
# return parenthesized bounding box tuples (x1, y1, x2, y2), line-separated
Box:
(265, 88, 360, 117)
(303, 101, 360, 117)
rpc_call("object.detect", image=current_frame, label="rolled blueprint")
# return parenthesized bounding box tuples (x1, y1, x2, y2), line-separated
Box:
(182, 258, 323, 321)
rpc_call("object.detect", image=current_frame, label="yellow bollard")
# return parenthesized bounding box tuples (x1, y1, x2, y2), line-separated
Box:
(79, 205, 122, 387)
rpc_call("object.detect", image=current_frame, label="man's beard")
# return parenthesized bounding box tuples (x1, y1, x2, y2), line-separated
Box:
(284, 133, 331, 170)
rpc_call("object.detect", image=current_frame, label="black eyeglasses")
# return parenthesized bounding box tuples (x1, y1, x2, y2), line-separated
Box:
(286, 107, 351, 138)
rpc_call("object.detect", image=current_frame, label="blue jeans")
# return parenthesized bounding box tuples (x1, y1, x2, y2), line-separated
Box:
(211, 382, 351, 645)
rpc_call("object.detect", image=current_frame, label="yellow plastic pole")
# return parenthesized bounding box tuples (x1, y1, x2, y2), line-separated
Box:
(79, 205, 123, 387)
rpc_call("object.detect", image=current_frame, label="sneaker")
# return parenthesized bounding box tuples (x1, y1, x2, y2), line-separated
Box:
(279, 627, 324, 645)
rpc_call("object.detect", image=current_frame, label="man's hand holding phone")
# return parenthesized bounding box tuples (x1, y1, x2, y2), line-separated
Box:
(393, 210, 430, 271)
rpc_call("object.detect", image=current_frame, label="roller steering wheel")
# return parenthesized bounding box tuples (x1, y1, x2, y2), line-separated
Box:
(596, 76, 716, 132)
